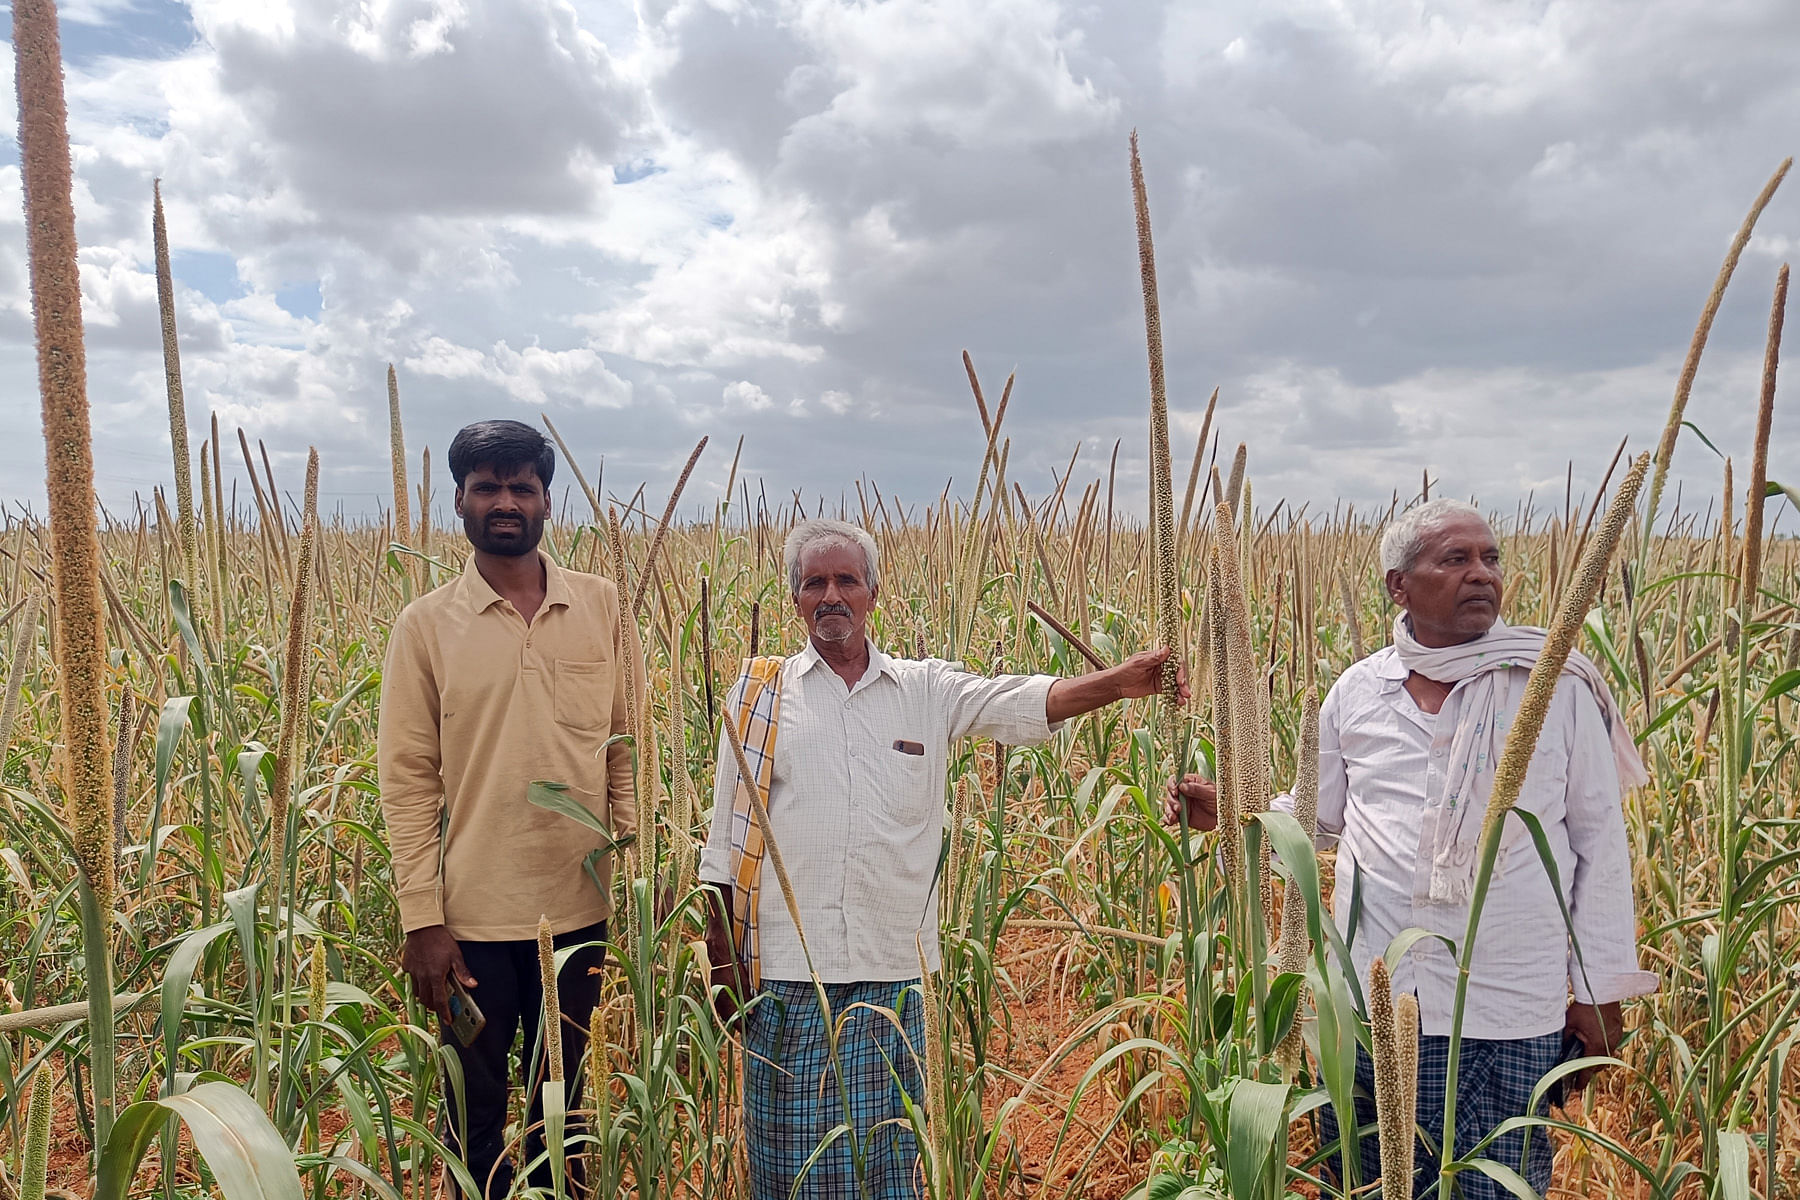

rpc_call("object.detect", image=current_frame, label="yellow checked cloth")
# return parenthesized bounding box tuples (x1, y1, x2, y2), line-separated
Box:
(725, 656, 785, 987)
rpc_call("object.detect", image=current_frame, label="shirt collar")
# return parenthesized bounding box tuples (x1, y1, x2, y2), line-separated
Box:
(1374, 645, 1409, 689)
(457, 552, 572, 615)
(793, 636, 897, 686)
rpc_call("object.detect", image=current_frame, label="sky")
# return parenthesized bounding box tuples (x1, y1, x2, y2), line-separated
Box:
(0, 0, 1796, 527)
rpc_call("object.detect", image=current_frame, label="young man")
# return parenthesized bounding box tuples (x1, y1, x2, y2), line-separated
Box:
(377, 420, 638, 1198)
(702, 518, 1188, 1199)
(1168, 499, 1654, 1198)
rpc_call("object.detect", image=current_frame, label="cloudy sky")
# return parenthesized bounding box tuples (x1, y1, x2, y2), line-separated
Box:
(1, 0, 1796, 527)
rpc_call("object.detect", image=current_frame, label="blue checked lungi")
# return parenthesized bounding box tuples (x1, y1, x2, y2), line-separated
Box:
(1319, 1031, 1562, 1199)
(744, 979, 926, 1200)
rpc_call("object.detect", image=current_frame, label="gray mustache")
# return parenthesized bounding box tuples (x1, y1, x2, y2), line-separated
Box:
(815, 603, 853, 618)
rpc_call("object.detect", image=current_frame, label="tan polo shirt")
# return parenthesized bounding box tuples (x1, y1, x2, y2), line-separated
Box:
(377, 553, 638, 940)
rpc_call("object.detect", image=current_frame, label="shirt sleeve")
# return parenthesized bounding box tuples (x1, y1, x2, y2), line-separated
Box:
(606, 587, 639, 840)
(376, 607, 447, 932)
(939, 664, 1057, 744)
(1310, 682, 1349, 851)
(699, 673, 749, 886)
(1563, 682, 1658, 1004)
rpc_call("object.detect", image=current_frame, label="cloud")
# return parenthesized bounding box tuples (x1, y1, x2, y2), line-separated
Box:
(0, 0, 1793, 529)
(722, 379, 773, 410)
(407, 336, 633, 409)
(194, 0, 643, 218)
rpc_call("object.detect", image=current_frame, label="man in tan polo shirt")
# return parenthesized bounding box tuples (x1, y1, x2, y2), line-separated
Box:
(378, 419, 637, 1199)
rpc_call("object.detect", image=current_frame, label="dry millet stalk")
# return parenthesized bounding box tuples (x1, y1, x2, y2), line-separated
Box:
(588, 1002, 611, 1125)
(1396, 990, 1420, 1185)
(538, 915, 563, 1082)
(1646, 158, 1790, 535)
(271, 449, 320, 895)
(0, 593, 42, 755)
(630, 436, 708, 619)
(386, 365, 410, 542)
(1129, 130, 1183, 722)
(22, 1053, 52, 1200)
(1274, 694, 1319, 1074)
(1481, 454, 1649, 833)
(1368, 956, 1411, 1200)
(152, 180, 199, 589)
(1206, 555, 1242, 890)
(16, 0, 116, 912)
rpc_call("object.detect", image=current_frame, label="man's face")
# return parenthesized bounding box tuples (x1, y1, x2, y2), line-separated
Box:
(1385, 513, 1504, 646)
(793, 541, 877, 649)
(455, 464, 549, 557)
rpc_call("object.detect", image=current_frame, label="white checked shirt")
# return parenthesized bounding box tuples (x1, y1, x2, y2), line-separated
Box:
(1282, 647, 1657, 1039)
(701, 639, 1058, 983)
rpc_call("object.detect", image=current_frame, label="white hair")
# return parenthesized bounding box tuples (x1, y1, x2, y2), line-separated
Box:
(1379, 499, 1492, 573)
(784, 519, 880, 594)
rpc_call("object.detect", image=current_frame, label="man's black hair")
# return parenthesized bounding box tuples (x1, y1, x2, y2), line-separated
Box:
(447, 420, 556, 489)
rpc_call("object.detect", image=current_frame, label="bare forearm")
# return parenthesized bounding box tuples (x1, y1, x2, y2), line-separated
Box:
(1046, 667, 1126, 724)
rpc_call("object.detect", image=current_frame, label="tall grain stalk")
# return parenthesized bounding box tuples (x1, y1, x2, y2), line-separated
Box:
(386, 365, 410, 543)
(418, 446, 432, 562)
(152, 181, 198, 591)
(1207, 556, 1243, 895)
(537, 914, 567, 1199)
(1129, 132, 1183, 734)
(0, 592, 42, 753)
(265, 448, 317, 1113)
(1436, 452, 1649, 1191)
(21, 1054, 52, 1200)
(1643, 159, 1789, 543)
(1368, 956, 1411, 1200)
(1274, 695, 1318, 1074)
(630, 436, 707, 619)
(14, 0, 119, 1148)
(1215, 503, 1273, 942)
(1738, 264, 1786, 622)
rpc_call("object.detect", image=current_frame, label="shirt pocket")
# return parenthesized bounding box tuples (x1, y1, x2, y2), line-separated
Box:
(553, 659, 613, 731)
(871, 741, 937, 824)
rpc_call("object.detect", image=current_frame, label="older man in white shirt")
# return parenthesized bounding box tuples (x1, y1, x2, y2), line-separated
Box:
(1169, 498, 1655, 1199)
(703, 518, 1185, 1200)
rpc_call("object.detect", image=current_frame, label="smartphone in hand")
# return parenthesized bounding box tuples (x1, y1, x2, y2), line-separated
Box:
(446, 974, 486, 1047)
(1543, 1033, 1588, 1108)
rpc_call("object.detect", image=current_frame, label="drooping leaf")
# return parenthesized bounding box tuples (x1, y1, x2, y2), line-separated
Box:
(96, 1082, 304, 1200)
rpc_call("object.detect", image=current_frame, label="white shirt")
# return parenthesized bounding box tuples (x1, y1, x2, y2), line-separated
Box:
(701, 639, 1058, 983)
(1283, 646, 1658, 1039)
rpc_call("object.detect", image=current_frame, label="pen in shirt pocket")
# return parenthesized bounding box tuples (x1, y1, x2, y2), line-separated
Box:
(892, 739, 925, 756)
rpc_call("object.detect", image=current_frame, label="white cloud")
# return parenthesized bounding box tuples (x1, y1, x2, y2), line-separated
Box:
(406, 337, 633, 409)
(0, 0, 1793, 526)
(722, 379, 772, 410)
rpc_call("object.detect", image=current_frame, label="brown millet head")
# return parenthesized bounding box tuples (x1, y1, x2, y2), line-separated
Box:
(1367, 955, 1412, 1200)
(18, 0, 116, 914)
(538, 915, 564, 1081)
(386, 364, 409, 540)
(1482, 452, 1648, 832)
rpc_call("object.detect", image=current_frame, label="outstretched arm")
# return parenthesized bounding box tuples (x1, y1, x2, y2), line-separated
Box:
(1046, 647, 1189, 725)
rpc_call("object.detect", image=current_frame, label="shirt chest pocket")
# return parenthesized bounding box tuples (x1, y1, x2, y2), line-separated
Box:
(553, 659, 613, 731)
(870, 741, 937, 824)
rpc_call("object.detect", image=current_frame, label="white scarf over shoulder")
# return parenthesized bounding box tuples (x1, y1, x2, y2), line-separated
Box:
(1392, 614, 1650, 904)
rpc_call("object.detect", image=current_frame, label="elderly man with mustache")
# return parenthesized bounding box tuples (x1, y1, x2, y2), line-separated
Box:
(1168, 499, 1654, 1198)
(702, 518, 1187, 1200)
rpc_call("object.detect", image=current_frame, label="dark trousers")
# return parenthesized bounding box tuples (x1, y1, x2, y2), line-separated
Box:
(442, 919, 607, 1200)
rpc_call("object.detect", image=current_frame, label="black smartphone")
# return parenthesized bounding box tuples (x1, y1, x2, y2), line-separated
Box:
(446, 974, 486, 1047)
(1543, 1033, 1588, 1108)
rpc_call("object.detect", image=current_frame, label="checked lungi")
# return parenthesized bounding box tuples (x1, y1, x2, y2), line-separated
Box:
(1320, 1031, 1562, 1199)
(744, 979, 926, 1200)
